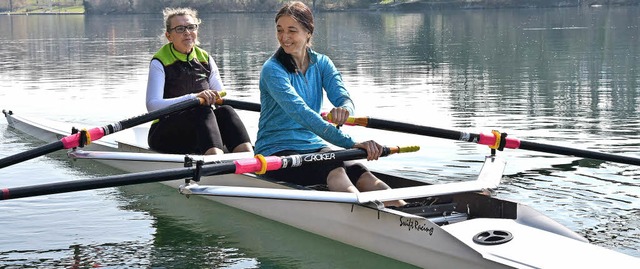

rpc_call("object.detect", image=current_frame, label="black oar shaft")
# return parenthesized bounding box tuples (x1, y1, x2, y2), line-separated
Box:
(367, 117, 640, 166)
(365, 118, 478, 142)
(0, 141, 64, 169)
(519, 141, 640, 166)
(219, 99, 261, 112)
(1, 162, 237, 200)
(0, 98, 202, 169)
(104, 98, 202, 134)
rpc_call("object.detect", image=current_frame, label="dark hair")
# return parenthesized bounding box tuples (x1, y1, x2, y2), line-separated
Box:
(275, 1, 314, 36)
(274, 1, 314, 73)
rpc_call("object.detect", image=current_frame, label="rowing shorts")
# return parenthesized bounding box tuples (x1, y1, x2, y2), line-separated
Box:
(263, 147, 369, 187)
(148, 105, 251, 154)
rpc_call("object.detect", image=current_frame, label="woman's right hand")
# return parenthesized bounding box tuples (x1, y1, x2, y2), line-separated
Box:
(353, 140, 383, 161)
(196, 90, 221, 105)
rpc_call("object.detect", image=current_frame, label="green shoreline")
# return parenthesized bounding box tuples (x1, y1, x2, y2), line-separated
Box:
(2, 1, 638, 15)
(1, 12, 84, 15)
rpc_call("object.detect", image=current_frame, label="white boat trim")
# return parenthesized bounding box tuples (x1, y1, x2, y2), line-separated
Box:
(181, 156, 503, 204)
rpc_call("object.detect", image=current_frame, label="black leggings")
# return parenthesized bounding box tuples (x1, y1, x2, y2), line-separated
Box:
(264, 147, 369, 187)
(148, 105, 251, 154)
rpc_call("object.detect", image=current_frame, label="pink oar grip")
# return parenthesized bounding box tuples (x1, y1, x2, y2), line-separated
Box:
(60, 127, 105, 149)
(234, 156, 282, 174)
(478, 133, 521, 149)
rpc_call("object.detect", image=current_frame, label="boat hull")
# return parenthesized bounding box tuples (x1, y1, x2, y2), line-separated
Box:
(4, 110, 640, 269)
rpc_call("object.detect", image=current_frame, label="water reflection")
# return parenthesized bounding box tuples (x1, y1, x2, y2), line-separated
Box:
(1, 6, 639, 265)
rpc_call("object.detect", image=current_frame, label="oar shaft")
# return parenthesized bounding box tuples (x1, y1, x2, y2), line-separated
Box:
(366, 117, 470, 141)
(1, 169, 183, 200)
(358, 117, 640, 166)
(216, 99, 261, 112)
(519, 141, 640, 166)
(103, 97, 203, 135)
(0, 98, 204, 169)
(0, 141, 63, 169)
(1, 163, 236, 200)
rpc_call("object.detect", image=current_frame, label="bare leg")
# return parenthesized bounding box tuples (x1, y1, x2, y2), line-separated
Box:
(204, 147, 225, 155)
(232, 142, 253, 153)
(356, 172, 407, 207)
(326, 167, 359, 193)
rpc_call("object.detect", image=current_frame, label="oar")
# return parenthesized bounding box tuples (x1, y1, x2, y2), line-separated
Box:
(325, 114, 640, 166)
(215, 98, 260, 112)
(0, 97, 205, 169)
(196, 97, 640, 166)
(0, 145, 419, 200)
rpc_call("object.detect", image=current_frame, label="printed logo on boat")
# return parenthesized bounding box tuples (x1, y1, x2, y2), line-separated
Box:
(303, 152, 336, 163)
(399, 216, 434, 236)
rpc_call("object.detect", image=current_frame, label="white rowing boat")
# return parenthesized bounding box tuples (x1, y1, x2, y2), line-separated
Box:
(3, 110, 639, 268)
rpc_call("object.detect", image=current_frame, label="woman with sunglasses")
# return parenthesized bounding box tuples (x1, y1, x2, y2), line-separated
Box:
(146, 7, 253, 155)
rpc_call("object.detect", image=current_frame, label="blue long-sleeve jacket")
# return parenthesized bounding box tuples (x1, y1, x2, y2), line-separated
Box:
(255, 49, 356, 156)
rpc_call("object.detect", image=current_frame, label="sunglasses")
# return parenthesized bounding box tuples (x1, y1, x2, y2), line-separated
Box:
(169, 24, 199, 33)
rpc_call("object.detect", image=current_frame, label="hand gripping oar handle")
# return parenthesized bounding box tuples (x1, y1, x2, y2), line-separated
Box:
(326, 115, 640, 166)
(0, 97, 205, 169)
(0, 145, 419, 200)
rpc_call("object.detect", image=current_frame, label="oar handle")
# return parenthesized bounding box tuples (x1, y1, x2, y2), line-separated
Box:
(321, 112, 364, 126)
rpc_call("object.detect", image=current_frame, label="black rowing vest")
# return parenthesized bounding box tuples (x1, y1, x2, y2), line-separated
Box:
(152, 44, 212, 98)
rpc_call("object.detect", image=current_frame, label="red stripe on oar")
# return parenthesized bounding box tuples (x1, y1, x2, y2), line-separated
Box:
(2, 188, 9, 200)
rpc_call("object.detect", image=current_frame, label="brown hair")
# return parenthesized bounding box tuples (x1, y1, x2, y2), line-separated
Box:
(273, 1, 314, 73)
(275, 1, 314, 43)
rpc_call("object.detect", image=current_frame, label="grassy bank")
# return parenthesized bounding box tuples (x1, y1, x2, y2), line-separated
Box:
(2, 5, 84, 15)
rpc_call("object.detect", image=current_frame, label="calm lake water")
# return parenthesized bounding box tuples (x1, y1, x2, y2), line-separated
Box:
(1, 6, 639, 268)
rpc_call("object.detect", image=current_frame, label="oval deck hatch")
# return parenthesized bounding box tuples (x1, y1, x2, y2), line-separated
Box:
(473, 230, 513, 245)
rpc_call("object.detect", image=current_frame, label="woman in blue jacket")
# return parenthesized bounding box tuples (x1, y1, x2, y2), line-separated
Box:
(256, 1, 405, 207)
